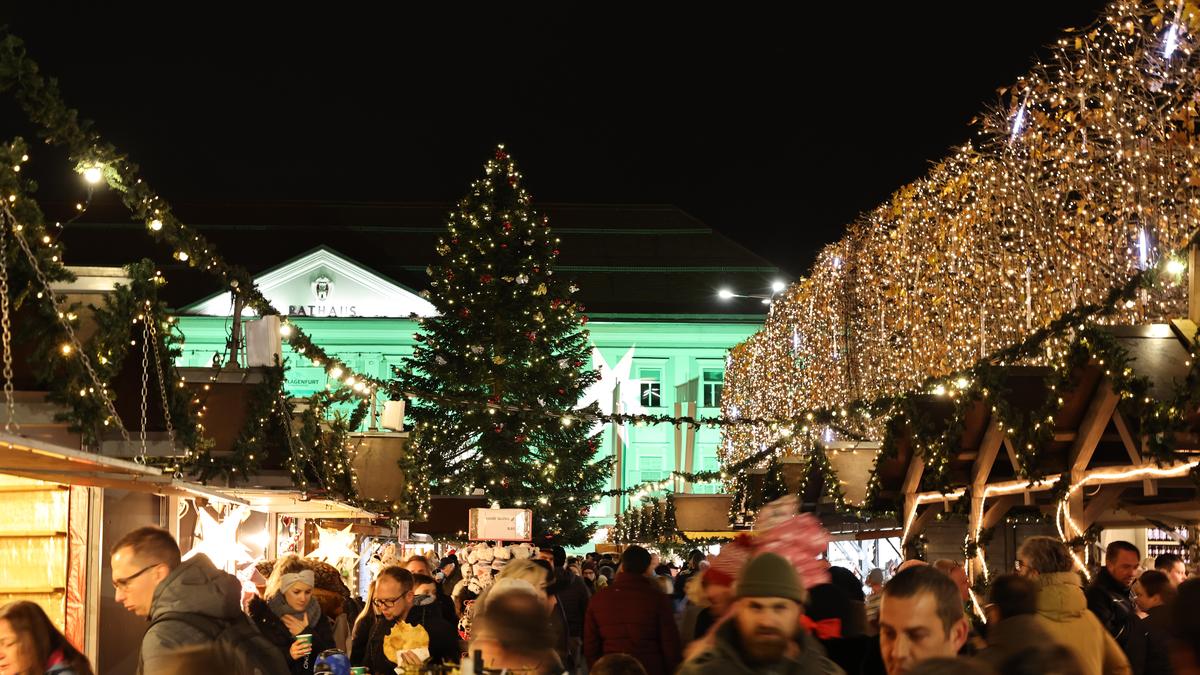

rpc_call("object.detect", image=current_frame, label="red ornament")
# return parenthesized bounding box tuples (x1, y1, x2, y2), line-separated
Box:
(581, 316, 589, 325)
(502, 221, 512, 231)
(553, 250, 560, 256)
(526, 332, 537, 341)
(501, 244, 508, 249)
(459, 308, 471, 318)
(480, 274, 493, 284)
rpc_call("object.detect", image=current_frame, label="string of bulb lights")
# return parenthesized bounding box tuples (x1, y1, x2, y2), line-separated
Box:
(722, 0, 1200, 471)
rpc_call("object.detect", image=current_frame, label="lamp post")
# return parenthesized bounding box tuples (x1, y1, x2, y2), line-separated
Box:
(717, 280, 788, 306)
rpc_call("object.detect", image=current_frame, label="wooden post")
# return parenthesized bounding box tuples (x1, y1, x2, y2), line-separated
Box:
(1068, 379, 1118, 539)
(968, 422, 1004, 579)
(1189, 242, 1200, 323)
(684, 402, 697, 493)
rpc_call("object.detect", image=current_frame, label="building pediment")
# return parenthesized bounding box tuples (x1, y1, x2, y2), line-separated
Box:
(182, 246, 437, 318)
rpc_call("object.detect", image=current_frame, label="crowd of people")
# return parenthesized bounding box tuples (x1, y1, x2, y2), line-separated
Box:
(1, 528, 1199, 675)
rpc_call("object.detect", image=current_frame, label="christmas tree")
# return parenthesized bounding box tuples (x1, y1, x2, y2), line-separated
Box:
(396, 145, 612, 546)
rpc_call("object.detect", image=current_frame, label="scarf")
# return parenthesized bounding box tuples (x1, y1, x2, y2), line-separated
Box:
(268, 590, 322, 629)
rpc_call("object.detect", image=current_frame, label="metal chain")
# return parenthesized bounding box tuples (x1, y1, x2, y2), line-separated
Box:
(146, 313, 176, 444)
(0, 220, 17, 434)
(139, 315, 150, 464)
(3, 206, 130, 441)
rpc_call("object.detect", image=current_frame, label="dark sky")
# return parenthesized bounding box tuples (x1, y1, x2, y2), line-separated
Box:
(3, 4, 1109, 277)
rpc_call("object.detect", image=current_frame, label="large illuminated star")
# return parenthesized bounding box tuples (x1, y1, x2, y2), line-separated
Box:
(577, 346, 644, 440)
(184, 505, 254, 572)
(307, 524, 359, 565)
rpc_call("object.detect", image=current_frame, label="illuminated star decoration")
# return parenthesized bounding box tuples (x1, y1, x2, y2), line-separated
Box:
(184, 504, 254, 572)
(577, 346, 644, 440)
(307, 524, 359, 566)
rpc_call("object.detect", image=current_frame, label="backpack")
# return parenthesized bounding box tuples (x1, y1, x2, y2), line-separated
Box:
(148, 611, 291, 675)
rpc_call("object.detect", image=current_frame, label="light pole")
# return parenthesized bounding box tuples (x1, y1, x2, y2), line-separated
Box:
(717, 280, 789, 306)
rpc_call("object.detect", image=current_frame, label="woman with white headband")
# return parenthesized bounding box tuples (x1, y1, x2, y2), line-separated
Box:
(248, 554, 335, 675)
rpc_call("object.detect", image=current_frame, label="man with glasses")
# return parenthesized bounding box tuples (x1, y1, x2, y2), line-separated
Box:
(350, 566, 459, 672)
(110, 526, 256, 675)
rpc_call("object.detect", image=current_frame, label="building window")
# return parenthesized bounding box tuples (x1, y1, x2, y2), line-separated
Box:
(702, 369, 724, 408)
(692, 453, 721, 494)
(639, 368, 663, 408)
(639, 455, 667, 484)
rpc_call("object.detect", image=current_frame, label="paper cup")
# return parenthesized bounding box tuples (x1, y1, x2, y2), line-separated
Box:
(351, 669, 368, 675)
(294, 633, 313, 646)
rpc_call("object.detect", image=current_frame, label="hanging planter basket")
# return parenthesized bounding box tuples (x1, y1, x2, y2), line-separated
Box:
(347, 431, 408, 502)
(671, 493, 733, 531)
(179, 367, 274, 456)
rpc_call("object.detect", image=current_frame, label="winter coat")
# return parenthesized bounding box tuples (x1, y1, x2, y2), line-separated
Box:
(247, 595, 335, 675)
(1036, 572, 1132, 675)
(555, 567, 592, 640)
(350, 606, 460, 673)
(977, 614, 1058, 669)
(583, 571, 682, 675)
(138, 554, 247, 675)
(1140, 605, 1172, 675)
(1087, 567, 1150, 675)
(677, 618, 845, 675)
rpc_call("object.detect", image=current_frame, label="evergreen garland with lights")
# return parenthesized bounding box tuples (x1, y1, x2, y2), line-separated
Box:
(394, 146, 611, 546)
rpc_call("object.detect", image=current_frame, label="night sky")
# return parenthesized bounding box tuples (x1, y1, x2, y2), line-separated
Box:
(2, 4, 1110, 277)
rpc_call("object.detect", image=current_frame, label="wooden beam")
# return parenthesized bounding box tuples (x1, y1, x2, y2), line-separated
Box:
(1112, 408, 1156, 496)
(901, 454, 926, 529)
(1070, 379, 1118, 473)
(1118, 500, 1200, 517)
(982, 495, 1021, 529)
(1081, 485, 1126, 529)
(906, 502, 943, 544)
(973, 422, 1005, 490)
(1069, 379, 1119, 526)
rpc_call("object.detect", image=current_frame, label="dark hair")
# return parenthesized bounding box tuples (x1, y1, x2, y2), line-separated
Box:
(883, 566, 965, 636)
(620, 545, 652, 575)
(1137, 570, 1175, 602)
(0, 601, 94, 675)
(1155, 552, 1184, 571)
(412, 573, 437, 587)
(654, 564, 673, 577)
(112, 526, 182, 570)
(829, 566, 866, 602)
(1000, 645, 1085, 675)
(157, 642, 251, 675)
(987, 574, 1038, 619)
(470, 590, 557, 658)
(1105, 540, 1140, 562)
(591, 652, 650, 675)
(907, 657, 992, 675)
(551, 545, 567, 569)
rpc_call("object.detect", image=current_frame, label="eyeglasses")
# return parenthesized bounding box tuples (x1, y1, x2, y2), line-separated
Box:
(113, 563, 162, 591)
(372, 592, 411, 609)
(1014, 559, 1024, 571)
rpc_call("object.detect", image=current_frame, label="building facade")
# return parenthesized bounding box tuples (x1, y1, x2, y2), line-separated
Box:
(62, 202, 779, 536)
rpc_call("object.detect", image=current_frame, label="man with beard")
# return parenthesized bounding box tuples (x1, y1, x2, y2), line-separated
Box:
(678, 552, 843, 675)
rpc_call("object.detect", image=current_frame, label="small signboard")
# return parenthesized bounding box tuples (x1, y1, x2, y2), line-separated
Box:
(468, 508, 533, 542)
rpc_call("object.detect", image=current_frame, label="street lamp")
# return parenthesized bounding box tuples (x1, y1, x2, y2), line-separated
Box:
(716, 280, 789, 306)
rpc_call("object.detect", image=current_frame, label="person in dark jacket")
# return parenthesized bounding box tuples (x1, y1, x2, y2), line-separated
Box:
(1132, 571, 1173, 675)
(678, 552, 842, 675)
(541, 545, 591, 645)
(248, 554, 335, 675)
(976, 574, 1057, 669)
(0, 601, 95, 675)
(673, 550, 705, 606)
(584, 545, 682, 675)
(350, 566, 459, 672)
(1087, 541, 1150, 675)
(110, 527, 264, 675)
(405, 555, 458, 626)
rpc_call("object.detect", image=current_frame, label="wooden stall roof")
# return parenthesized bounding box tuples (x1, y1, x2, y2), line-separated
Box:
(0, 432, 166, 489)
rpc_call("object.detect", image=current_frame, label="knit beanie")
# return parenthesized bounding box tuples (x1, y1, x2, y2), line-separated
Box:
(736, 552, 807, 603)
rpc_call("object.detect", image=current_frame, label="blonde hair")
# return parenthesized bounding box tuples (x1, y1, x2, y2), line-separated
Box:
(265, 554, 309, 600)
(497, 559, 552, 593)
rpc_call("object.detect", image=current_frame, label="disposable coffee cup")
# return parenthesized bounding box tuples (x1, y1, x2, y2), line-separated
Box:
(351, 669, 368, 675)
(294, 633, 313, 646)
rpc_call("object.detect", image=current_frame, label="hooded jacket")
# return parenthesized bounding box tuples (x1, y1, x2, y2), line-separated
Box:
(138, 554, 247, 675)
(247, 595, 335, 675)
(677, 618, 844, 675)
(1035, 572, 1132, 675)
(1087, 567, 1149, 675)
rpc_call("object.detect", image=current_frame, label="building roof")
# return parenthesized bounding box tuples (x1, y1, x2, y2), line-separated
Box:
(53, 199, 781, 317)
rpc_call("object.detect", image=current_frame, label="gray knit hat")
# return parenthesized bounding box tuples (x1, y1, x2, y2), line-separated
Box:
(735, 552, 806, 603)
